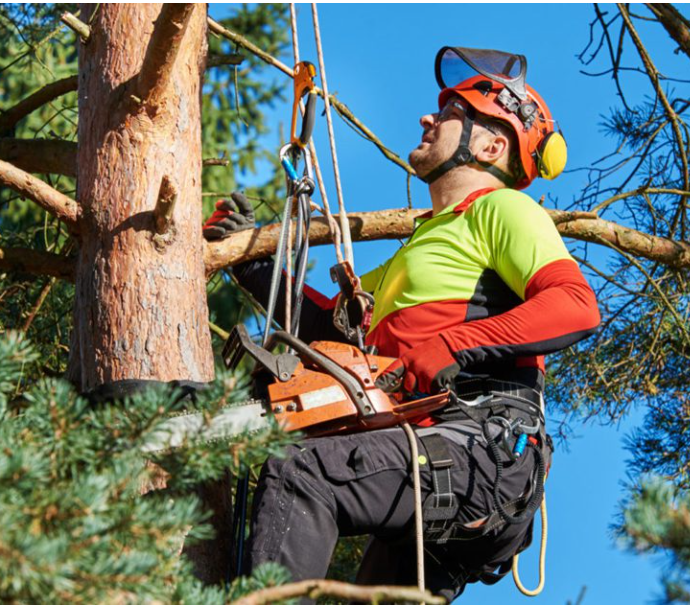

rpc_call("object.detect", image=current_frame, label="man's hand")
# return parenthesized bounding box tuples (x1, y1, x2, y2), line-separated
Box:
(203, 192, 255, 241)
(375, 335, 460, 395)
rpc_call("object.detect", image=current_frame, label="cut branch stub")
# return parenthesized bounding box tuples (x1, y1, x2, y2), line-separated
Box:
(61, 12, 91, 42)
(138, 4, 197, 110)
(154, 175, 178, 235)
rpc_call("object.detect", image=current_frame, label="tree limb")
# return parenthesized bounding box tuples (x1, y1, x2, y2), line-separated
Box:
(0, 159, 80, 230)
(552, 210, 690, 269)
(138, 4, 196, 109)
(645, 3, 690, 60)
(0, 138, 77, 177)
(205, 207, 690, 275)
(0, 247, 75, 281)
(0, 76, 78, 134)
(204, 209, 423, 275)
(231, 579, 445, 605)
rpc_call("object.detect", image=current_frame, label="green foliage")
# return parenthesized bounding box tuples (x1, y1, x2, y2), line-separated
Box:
(0, 332, 295, 603)
(621, 478, 690, 603)
(547, 6, 690, 602)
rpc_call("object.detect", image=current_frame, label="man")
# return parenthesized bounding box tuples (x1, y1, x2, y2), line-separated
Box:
(204, 46, 600, 600)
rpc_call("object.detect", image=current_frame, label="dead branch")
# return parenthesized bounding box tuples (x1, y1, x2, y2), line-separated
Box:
(231, 579, 445, 605)
(138, 4, 197, 109)
(206, 17, 415, 176)
(153, 176, 177, 234)
(0, 247, 75, 281)
(0, 159, 80, 230)
(645, 3, 690, 60)
(207, 53, 243, 68)
(22, 277, 56, 332)
(202, 157, 230, 167)
(60, 12, 90, 42)
(553, 210, 690, 269)
(0, 76, 78, 134)
(0, 138, 77, 177)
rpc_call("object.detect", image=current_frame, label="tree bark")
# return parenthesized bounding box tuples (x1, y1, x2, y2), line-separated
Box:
(73, 3, 213, 390)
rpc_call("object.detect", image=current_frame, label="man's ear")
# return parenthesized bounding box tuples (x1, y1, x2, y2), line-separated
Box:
(474, 133, 510, 165)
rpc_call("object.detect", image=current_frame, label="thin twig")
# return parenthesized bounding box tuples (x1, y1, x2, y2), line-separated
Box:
(202, 158, 230, 167)
(617, 4, 690, 233)
(22, 277, 56, 332)
(206, 17, 415, 176)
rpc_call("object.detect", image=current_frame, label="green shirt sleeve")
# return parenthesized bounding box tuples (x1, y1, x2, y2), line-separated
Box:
(360, 258, 392, 294)
(471, 189, 574, 300)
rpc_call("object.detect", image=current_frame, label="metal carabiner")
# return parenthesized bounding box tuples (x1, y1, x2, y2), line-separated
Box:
(290, 61, 317, 149)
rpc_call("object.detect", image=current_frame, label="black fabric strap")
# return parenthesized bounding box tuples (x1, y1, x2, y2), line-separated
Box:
(419, 107, 476, 184)
(420, 433, 459, 543)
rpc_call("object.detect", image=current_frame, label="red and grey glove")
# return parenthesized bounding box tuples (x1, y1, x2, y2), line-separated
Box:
(374, 335, 460, 395)
(203, 191, 255, 241)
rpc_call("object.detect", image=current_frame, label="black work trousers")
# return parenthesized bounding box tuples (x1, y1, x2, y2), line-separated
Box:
(246, 418, 540, 601)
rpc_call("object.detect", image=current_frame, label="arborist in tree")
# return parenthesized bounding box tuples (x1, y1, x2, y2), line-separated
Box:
(204, 47, 600, 600)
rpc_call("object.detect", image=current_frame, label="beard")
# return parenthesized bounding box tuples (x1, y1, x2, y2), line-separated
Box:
(408, 142, 445, 178)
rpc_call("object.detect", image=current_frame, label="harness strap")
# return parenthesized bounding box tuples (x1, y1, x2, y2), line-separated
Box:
(420, 433, 459, 543)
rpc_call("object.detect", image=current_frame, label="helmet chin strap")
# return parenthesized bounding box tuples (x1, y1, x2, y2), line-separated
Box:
(419, 105, 515, 187)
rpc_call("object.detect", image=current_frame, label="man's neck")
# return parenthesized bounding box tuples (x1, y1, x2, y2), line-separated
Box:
(428, 170, 504, 216)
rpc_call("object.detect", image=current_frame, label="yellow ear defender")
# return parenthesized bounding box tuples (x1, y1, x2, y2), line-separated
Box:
(537, 131, 567, 180)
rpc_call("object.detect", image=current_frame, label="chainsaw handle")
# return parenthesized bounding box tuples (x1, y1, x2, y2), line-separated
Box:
(268, 331, 377, 418)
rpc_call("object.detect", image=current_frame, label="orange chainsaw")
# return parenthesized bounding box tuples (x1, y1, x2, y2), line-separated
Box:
(142, 325, 449, 452)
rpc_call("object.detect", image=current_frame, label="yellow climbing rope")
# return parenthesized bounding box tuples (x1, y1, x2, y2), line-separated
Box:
(512, 495, 548, 596)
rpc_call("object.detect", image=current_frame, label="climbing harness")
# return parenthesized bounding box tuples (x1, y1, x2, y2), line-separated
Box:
(416, 381, 550, 595)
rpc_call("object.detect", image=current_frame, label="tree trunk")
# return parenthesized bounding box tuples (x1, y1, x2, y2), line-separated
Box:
(71, 4, 230, 584)
(71, 4, 213, 390)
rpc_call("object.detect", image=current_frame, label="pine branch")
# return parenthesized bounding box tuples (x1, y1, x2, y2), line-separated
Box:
(0, 138, 77, 177)
(232, 579, 445, 605)
(0, 76, 78, 134)
(0, 246, 75, 281)
(0, 159, 80, 230)
(138, 4, 196, 110)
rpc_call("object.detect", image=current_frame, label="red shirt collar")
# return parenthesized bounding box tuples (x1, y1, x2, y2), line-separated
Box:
(417, 187, 496, 219)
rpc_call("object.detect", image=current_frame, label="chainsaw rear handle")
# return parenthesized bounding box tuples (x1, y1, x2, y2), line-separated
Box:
(267, 331, 377, 419)
(224, 325, 376, 419)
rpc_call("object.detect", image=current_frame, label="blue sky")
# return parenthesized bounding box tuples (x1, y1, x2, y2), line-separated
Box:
(209, 4, 688, 603)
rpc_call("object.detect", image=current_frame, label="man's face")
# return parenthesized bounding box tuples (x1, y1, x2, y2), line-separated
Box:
(408, 97, 468, 178)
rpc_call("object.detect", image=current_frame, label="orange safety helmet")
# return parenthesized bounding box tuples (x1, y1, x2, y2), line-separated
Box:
(425, 46, 567, 189)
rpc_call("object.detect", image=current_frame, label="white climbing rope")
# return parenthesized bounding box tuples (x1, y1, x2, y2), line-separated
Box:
(310, 3, 354, 270)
